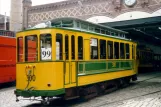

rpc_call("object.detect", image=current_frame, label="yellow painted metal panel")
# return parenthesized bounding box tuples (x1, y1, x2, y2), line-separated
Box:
(84, 39, 90, 60)
(78, 70, 136, 86)
(71, 62, 76, 83)
(65, 83, 77, 88)
(65, 62, 70, 84)
(16, 62, 64, 90)
(52, 30, 56, 60)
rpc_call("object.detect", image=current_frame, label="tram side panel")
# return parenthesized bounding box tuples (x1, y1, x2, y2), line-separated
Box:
(76, 32, 137, 87)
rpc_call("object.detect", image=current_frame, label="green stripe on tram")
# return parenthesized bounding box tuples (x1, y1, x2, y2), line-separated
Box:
(15, 89, 65, 97)
(78, 60, 133, 76)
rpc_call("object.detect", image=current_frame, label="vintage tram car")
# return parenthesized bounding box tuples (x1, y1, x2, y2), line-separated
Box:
(14, 18, 138, 105)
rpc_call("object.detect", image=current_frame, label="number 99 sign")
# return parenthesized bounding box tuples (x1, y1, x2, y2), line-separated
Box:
(41, 48, 52, 60)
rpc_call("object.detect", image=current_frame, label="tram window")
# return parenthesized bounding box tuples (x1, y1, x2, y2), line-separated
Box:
(89, 26, 94, 31)
(25, 35, 38, 62)
(76, 22, 80, 28)
(17, 37, 23, 62)
(71, 35, 75, 60)
(114, 42, 119, 59)
(107, 41, 113, 59)
(81, 23, 88, 30)
(101, 30, 105, 34)
(56, 33, 63, 60)
(40, 34, 52, 61)
(90, 38, 98, 59)
(126, 44, 130, 59)
(65, 35, 69, 60)
(100, 39, 106, 59)
(132, 45, 134, 59)
(133, 45, 136, 59)
(95, 28, 100, 33)
(120, 43, 125, 59)
(114, 33, 117, 36)
(106, 31, 110, 35)
(78, 36, 83, 60)
(111, 32, 114, 36)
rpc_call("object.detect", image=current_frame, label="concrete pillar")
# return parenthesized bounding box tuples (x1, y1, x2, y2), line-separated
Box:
(22, 0, 32, 30)
(10, 0, 23, 31)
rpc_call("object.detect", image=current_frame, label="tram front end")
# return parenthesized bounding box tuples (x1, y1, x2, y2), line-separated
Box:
(14, 29, 65, 103)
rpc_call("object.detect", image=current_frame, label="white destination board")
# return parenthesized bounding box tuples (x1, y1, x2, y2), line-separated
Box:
(90, 38, 97, 46)
(41, 48, 52, 60)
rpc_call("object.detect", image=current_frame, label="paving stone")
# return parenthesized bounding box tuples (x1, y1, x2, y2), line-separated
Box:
(1, 71, 161, 107)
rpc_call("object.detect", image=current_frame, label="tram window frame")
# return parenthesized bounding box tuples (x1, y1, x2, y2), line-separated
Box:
(125, 44, 130, 59)
(120, 43, 125, 59)
(95, 28, 100, 33)
(133, 45, 136, 59)
(100, 39, 106, 59)
(40, 33, 52, 61)
(17, 37, 24, 62)
(56, 33, 63, 60)
(132, 45, 134, 59)
(106, 31, 110, 35)
(114, 42, 119, 59)
(107, 41, 113, 59)
(25, 35, 38, 62)
(101, 30, 106, 34)
(71, 35, 75, 60)
(65, 35, 69, 60)
(111, 32, 115, 36)
(78, 36, 83, 60)
(90, 38, 98, 59)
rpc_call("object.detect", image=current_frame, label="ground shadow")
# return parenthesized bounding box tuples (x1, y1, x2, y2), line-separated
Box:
(0, 82, 15, 90)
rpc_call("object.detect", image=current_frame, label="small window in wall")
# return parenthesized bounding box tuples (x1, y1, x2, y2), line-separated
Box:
(100, 39, 106, 59)
(65, 35, 69, 60)
(78, 36, 83, 60)
(25, 35, 38, 62)
(126, 44, 130, 59)
(108, 41, 113, 59)
(56, 33, 63, 60)
(114, 42, 119, 59)
(71, 35, 75, 60)
(90, 38, 98, 59)
(17, 37, 23, 62)
(120, 43, 125, 59)
(40, 34, 52, 61)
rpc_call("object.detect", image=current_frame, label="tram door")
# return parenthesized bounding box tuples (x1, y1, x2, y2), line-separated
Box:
(64, 33, 76, 86)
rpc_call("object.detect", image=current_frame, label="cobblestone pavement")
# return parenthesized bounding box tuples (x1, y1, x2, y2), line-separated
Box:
(1, 71, 161, 107)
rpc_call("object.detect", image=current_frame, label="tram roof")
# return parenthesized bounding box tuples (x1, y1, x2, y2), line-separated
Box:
(50, 17, 127, 33)
(28, 17, 127, 39)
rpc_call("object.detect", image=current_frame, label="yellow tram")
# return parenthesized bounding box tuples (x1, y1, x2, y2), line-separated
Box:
(14, 17, 138, 104)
